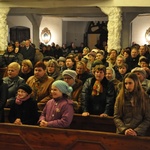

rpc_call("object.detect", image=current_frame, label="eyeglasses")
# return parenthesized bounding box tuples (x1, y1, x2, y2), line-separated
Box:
(63, 77, 72, 80)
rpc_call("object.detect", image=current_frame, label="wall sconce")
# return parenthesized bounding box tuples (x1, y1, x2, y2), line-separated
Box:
(41, 27, 51, 44)
(145, 27, 150, 44)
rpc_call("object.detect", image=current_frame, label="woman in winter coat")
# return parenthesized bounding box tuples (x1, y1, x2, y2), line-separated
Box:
(81, 64, 115, 117)
(9, 84, 39, 125)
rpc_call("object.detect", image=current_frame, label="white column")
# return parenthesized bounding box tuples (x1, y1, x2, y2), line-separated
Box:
(100, 7, 122, 53)
(0, 7, 10, 53)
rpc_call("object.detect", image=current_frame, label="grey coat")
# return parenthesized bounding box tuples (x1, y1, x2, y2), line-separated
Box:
(3, 76, 25, 104)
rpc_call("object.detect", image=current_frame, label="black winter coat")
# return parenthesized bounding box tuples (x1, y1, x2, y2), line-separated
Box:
(81, 77, 115, 116)
(8, 98, 39, 125)
(1, 51, 18, 67)
(0, 79, 8, 122)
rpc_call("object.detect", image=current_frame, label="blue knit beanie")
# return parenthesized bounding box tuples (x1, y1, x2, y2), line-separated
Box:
(52, 80, 73, 95)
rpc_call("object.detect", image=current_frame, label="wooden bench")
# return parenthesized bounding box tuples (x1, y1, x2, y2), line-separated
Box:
(70, 114, 116, 132)
(4, 108, 116, 133)
(0, 123, 149, 150)
(4, 108, 150, 136)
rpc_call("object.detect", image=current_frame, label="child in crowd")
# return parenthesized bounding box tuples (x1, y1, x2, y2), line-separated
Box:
(38, 80, 74, 128)
(8, 84, 39, 125)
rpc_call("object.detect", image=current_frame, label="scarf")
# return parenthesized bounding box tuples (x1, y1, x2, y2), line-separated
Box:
(15, 94, 31, 105)
(92, 80, 103, 96)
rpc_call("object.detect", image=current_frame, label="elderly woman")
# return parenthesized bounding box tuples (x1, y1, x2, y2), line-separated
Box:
(62, 69, 83, 113)
(26, 61, 54, 110)
(131, 67, 150, 96)
(19, 59, 34, 82)
(3, 62, 25, 107)
(81, 64, 115, 117)
(106, 67, 120, 92)
(47, 59, 62, 81)
(96, 50, 108, 67)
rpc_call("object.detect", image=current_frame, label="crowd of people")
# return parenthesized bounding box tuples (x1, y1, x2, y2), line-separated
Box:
(0, 39, 150, 136)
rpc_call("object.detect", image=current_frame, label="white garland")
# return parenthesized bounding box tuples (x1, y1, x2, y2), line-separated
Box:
(0, 7, 10, 52)
(101, 7, 122, 53)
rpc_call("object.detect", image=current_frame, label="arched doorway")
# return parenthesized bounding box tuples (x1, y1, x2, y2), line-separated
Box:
(10, 26, 30, 43)
(85, 21, 108, 50)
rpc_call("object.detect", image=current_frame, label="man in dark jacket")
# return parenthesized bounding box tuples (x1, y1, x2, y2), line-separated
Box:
(1, 44, 18, 67)
(125, 47, 140, 72)
(20, 39, 35, 64)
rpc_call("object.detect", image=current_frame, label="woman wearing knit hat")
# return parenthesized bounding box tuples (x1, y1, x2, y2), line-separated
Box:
(62, 69, 83, 113)
(8, 84, 39, 125)
(131, 67, 150, 96)
(38, 80, 74, 128)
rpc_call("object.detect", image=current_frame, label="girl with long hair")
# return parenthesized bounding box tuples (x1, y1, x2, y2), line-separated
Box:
(114, 72, 150, 136)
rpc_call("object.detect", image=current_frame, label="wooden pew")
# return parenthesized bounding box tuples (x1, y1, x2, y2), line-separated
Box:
(70, 114, 116, 132)
(4, 108, 116, 133)
(4, 108, 150, 136)
(0, 123, 149, 150)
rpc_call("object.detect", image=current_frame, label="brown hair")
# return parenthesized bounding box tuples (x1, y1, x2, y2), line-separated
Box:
(116, 72, 149, 115)
(34, 61, 46, 70)
(94, 64, 106, 74)
(47, 59, 60, 72)
(76, 61, 87, 72)
(22, 59, 33, 70)
(118, 63, 128, 70)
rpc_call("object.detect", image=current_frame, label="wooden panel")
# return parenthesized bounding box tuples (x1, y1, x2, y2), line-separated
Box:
(0, 132, 33, 150)
(70, 114, 116, 132)
(0, 123, 149, 150)
(88, 34, 100, 50)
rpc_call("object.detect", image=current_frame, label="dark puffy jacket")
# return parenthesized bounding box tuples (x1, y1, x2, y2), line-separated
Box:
(0, 79, 8, 122)
(81, 77, 115, 116)
(1, 51, 18, 67)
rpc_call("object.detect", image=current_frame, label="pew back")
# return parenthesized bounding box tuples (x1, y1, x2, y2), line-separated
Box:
(4, 108, 150, 136)
(70, 114, 116, 132)
(0, 123, 149, 150)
